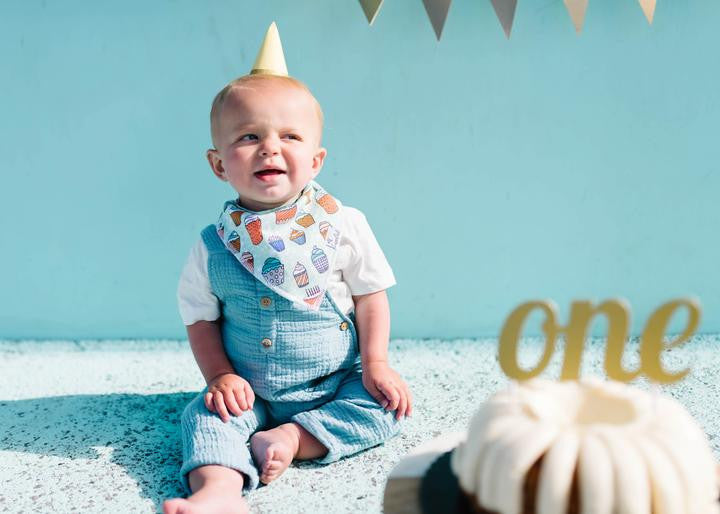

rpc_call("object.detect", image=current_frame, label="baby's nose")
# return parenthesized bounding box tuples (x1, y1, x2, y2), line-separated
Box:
(259, 138, 280, 156)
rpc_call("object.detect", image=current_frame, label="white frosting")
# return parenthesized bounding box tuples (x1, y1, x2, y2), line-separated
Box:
(577, 433, 613, 514)
(537, 430, 579, 514)
(451, 379, 719, 514)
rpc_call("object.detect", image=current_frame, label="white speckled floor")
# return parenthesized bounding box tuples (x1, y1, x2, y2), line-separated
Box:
(1, 337, 718, 513)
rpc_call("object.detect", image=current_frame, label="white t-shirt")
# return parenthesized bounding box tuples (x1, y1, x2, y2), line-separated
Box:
(177, 206, 396, 325)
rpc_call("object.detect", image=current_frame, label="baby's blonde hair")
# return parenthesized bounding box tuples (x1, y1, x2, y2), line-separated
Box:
(209, 74, 324, 148)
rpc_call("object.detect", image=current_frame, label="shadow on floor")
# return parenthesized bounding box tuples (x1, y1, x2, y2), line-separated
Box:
(1, 391, 345, 511)
(0, 392, 197, 509)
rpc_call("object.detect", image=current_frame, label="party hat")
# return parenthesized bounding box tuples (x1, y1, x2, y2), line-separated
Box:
(250, 22, 289, 76)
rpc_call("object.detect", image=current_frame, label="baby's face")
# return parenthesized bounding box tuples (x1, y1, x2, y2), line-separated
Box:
(208, 81, 326, 212)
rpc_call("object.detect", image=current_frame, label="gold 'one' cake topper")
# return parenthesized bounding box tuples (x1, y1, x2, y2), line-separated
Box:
(498, 298, 701, 384)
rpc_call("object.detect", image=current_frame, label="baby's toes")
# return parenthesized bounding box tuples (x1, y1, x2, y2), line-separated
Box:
(261, 468, 278, 483)
(266, 446, 276, 459)
(162, 498, 193, 514)
(265, 472, 278, 483)
(260, 449, 276, 473)
(265, 466, 281, 478)
(264, 448, 275, 466)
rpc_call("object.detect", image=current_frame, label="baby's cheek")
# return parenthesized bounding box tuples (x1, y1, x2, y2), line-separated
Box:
(227, 150, 249, 165)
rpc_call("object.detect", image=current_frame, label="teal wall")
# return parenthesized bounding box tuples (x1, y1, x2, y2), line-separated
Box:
(1, 1, 718, 339)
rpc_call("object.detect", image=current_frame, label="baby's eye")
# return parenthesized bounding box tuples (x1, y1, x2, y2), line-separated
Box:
(238, 134, 258, 141)
(283, 134, 301, 141)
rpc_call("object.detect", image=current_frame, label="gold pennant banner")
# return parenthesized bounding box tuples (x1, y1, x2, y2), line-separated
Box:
(489, 0, 517, 39)
(422, 0, 453, 40)
(639, 0, 656, 24)
(358, 0, 658, 38)
(359, 0, 384, 26)
(564, 0, 589, 33)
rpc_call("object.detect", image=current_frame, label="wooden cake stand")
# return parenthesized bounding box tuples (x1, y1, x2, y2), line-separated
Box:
(383, 432, 720, 514)
(383, 431, 466, 514)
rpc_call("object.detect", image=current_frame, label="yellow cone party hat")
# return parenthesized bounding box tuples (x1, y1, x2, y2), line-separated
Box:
(250, 22, 289, 76)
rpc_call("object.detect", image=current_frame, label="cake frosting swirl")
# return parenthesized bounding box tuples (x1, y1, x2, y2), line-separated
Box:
(450, 379, 719, 514)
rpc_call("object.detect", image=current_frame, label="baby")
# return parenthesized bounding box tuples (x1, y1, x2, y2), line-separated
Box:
(163, 63, 412, 513)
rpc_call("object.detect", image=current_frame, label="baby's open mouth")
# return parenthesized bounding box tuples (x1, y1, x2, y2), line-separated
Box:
(254, 169, 286, 177)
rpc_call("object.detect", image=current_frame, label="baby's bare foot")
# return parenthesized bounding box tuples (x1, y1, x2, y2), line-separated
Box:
(162, 489, 247, 514)
(250, 427, 297, 484)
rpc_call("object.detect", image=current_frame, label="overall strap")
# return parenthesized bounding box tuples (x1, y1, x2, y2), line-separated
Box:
(201, 224, 227, 255)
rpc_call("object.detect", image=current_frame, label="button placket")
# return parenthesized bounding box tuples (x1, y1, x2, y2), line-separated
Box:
(257, 286, 277, 353)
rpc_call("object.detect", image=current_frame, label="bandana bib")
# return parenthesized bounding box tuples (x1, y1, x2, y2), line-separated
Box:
(216, 182, 343, 310)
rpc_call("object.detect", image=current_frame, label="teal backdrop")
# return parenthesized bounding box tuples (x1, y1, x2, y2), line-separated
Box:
(1, 0, 718, 339)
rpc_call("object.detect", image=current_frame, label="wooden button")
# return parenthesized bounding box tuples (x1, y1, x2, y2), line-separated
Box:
(339, 321, 349, 331)
(260, 297, 272, 307)
(261, 338, 272, 348)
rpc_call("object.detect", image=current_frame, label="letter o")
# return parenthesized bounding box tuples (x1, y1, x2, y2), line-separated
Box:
(498, 300, 559, 380)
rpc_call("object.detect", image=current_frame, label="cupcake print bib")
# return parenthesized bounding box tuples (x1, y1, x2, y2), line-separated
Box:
(216, 181, 344, 310)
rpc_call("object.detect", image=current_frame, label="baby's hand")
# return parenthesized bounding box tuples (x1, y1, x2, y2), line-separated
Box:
(362, 361, 413, 420)
(204, 373, 255, 423)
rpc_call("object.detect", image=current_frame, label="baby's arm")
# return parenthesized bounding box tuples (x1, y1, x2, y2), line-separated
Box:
(353, 291, 413, 420)
(187, 320, 255, 422)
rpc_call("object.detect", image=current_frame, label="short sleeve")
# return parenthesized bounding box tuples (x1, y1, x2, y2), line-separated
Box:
(339, 207, 396, 296)
(177, 239, 221, 325)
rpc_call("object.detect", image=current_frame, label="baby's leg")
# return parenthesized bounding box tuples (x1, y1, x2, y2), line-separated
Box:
(164, 391, 268, 510)
(291, 365, 403, 464)
(251, 365, 404, 483)
(163, 465, 246, 514)
(250, 421, 327, 484)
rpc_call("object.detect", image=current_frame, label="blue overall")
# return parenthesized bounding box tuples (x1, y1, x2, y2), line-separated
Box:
(179, 225, 402, 492)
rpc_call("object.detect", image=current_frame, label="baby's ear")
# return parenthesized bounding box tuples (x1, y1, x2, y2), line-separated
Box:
(312, 147, 327, 174)
(207, 149, 226, 181)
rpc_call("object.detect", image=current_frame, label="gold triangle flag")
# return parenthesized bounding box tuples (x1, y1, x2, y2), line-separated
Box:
(489, 0, 517, 39)
(422, 0, 453, 40)
(250, 22, 289, 76)
(638, 0, 656, 24)
(359, 0, 384, 25)
(564, 0, 589, 34)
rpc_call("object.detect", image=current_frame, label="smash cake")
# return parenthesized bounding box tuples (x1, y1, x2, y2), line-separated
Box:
(449, 379, 719, 514)
(385, 298, 719, 514)
(385, 378, 719, 514)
